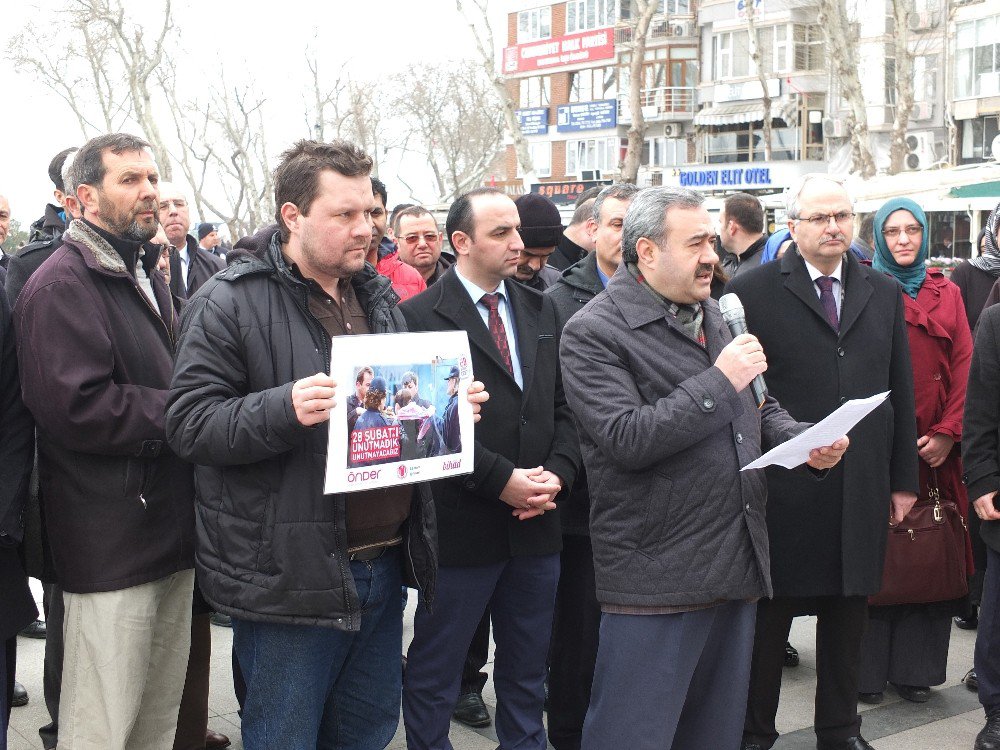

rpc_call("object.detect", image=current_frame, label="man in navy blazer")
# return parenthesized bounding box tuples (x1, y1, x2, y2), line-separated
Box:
(399, 187, 580, 750)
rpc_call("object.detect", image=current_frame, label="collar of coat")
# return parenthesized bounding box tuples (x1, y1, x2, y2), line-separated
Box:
(64, 219, 136, 275)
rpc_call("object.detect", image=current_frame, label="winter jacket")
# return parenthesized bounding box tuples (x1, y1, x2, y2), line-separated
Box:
(14, 219, 194, 594)
(166, 225, 437, 631)
(560, 266, 806, 608)
(377, 237, 427, 301)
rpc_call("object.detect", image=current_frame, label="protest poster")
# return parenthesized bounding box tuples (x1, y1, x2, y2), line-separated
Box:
(324, 330, 475, 494)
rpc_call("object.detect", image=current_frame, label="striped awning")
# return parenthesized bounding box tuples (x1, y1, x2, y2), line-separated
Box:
(693, 101, 766, 127)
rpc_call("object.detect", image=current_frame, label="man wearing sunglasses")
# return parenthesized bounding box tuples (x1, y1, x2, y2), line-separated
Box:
(726, 174, 918, 750)
(394, 206, 454, 286)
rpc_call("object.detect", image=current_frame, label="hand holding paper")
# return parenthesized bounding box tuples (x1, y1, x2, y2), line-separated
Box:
(741, 392, 890, 472)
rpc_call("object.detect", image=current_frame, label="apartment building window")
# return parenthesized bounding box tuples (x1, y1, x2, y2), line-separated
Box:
(570, 66, 618, 102)
(792, 25, 825, 71)
(643, 137, 685, 167)
(758, 26, 791, 74)
(956, 16, 1000, 98)
(566, 137, 618, 175)
(518, 7, 551, 43)
(914, 55, 938, 102)
(566, 0, 615, 33)
(713, 30, 750, 79)
(619, 0, 690, 18)
(520, 76, 551, 108)
(517, 141, 553, 177)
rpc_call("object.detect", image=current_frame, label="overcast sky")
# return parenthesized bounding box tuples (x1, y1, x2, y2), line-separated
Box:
(0, 0, 506, 230)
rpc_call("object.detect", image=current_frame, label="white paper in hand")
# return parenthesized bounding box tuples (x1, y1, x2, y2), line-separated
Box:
(740, 391, 889, 471)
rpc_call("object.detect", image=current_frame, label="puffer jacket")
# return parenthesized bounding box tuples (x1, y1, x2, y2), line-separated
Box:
(166, 225, 437, 631)
(377, 237, 426, 301)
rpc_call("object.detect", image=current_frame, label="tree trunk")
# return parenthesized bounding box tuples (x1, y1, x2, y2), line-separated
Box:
(887, 0, 914, 175)
(817, 0, 876, 178)
(745, 0, 772, 162)
(620, 0, 660, 184)
(456, 0, 536, 187)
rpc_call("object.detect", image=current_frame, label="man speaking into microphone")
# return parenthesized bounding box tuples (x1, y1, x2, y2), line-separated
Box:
(560, 186, 848, 750)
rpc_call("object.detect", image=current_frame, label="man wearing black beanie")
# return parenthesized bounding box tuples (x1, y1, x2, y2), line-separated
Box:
(513, 193, 563, 291)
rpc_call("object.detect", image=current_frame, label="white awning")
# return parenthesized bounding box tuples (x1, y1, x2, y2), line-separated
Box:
(693, 101, 766, 127)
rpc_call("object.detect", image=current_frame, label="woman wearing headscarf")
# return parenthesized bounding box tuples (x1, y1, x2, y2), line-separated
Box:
(951, 207, 999, 333)
(856, 197, 975, 704)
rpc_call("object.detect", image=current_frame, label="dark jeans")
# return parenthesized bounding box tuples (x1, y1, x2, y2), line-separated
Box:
(232, 548, 403, 750)
(548, 535, 601, 750)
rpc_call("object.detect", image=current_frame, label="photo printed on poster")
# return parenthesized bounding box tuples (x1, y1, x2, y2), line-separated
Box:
(325, 330, 474, 494)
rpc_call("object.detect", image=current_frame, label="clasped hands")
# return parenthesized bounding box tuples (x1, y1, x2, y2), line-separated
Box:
(501, 467, 562, 522)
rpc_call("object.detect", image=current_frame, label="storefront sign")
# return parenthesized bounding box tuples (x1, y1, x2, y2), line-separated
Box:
(678, 167, 774, 188)
(503, 29, 614, 74)
(713, 78, 780, 104)
(556, 99, 618, 133)
(531, 180, 612, 206)
(516, 108, 549, 135)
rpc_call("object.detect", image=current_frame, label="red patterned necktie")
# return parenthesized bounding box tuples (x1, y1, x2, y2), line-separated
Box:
(815, 276, 840, 332)
(480, 293, 513, 375)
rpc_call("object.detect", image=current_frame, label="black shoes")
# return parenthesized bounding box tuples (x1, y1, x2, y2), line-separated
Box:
(12, 680, 28, 707)
(894, 684, 931, 703)
(817, 736, 875, 750)
(19, 618, 46, 639)
(210, 612, 232, 627)
(976, 714, 1000, 750)
(857, 691, 883, 705)
(956, 603, 979, 630)
(966, 668, 980, 692)
(452, 692, 491, 728)
(205, 729, 232, 749)
(784, 641, 800, 668)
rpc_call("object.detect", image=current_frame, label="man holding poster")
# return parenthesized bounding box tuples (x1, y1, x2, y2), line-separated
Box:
(399, 187, 580, 750)
(165, 139, 486, 750)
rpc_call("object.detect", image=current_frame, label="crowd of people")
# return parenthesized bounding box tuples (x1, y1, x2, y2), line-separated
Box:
(1, 132, 1000, 750)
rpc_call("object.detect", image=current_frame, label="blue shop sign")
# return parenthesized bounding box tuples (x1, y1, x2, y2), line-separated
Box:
(517, 108, 549, 136)
(556, 99, 617, 133)
(678, 167, 773, 188)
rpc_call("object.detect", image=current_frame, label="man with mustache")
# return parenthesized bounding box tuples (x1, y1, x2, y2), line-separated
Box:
(14, 133, 195, 749)
(559, 186, 848, 750)
(727, 174, 918, 750)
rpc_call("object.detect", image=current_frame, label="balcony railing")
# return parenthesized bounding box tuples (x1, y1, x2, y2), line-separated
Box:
(617, 87, 697, 121)
(614, 16, 696, 45)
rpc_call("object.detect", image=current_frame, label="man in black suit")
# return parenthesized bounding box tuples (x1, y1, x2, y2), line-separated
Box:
(399, 187, 580, 750)
(727, 174, 919, 750)
(158, 183, 225, 298)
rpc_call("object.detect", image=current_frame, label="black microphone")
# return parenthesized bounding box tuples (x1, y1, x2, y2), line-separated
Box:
(719, 293, 767, 408)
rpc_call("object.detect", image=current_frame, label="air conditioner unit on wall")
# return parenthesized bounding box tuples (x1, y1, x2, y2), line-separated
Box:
(671, 21, 693, 37)
(581, 169, 602, 181)
(822, 117, 848, 138)
(911, 102, 933, 122)
(664, 123, 683, 138)
(904, 131, 937, 171)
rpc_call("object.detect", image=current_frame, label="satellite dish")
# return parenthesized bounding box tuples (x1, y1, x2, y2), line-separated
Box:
(991, 133, 1000, 162)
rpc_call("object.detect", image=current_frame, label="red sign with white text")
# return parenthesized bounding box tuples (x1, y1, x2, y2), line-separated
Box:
(503, 29, 614, 74)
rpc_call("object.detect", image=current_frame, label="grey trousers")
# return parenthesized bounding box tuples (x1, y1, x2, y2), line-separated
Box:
(582, 600, 757, 750)
(58, 569, 194, 750)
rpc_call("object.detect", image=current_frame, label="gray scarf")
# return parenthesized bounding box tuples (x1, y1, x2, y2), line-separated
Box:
(970, 202, 1000, 277)
(626, 262, 704, 345)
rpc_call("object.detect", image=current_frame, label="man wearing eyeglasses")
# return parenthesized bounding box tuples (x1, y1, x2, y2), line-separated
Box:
(394, 206, 454, 286)
(725, 174, 919, 750)
(157, 183, 225, 299)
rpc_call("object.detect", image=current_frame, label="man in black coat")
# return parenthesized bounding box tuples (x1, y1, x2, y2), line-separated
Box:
(158, 183, 225, 299)
(961, 303, 1000, 750)
(166, 140, 486, 749)
(727, 174, 919, 750)
(543, 181, 637, 750)
(400, 187, 580, 750)
(718, 191, 768, 280)
(0, 284, 36, 746)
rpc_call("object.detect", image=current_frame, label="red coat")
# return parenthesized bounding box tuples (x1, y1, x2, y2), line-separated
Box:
(905, 269, 974, 572)
(377, 250, 426, 302)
